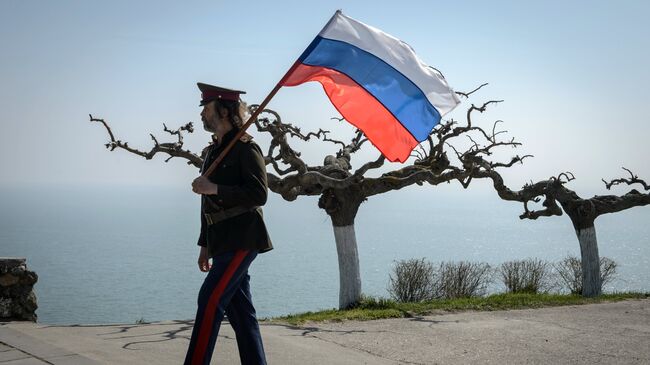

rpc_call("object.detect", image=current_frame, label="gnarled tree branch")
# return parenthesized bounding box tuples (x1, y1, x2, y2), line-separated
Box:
(603, 167, 650, 191)
(89, 114, 202, 167)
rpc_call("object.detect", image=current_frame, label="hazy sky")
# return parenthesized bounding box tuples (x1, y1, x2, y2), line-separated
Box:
(1, 0, 648, 197)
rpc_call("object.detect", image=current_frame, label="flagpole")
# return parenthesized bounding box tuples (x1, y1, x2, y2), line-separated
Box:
(201, 61, 300, 177)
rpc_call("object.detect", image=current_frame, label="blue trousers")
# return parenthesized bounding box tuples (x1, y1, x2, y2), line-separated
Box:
(184, 249, 267, 365)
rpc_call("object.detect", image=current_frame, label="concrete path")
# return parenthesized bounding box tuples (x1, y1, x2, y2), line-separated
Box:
(1, 299, 648, 364)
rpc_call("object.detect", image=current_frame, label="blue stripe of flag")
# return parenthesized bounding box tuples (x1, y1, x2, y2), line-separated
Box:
(299, 36, 442, 141)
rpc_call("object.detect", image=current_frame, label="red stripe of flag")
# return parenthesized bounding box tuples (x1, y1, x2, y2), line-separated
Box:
(282, 63, 418, 162)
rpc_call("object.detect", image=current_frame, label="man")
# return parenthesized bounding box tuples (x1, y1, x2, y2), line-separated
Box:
(185, 82, 273, 365)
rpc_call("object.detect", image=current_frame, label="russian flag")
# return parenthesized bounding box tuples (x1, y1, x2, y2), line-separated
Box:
(280, 10, 460, 163)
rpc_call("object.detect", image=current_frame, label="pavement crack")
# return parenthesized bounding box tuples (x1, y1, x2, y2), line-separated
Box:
(0, 340, 55, 364)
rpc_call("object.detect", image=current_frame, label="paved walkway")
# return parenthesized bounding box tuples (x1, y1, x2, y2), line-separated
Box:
(1, 299, 648, 364)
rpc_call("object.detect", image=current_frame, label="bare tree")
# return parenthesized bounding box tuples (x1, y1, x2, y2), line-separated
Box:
(249, 84, 526, 308)
(472, 165, 650, 297)
(90, 84, 526, 308)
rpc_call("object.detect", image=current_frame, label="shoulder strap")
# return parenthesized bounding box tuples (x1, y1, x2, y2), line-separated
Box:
(239, 133, 254, 143)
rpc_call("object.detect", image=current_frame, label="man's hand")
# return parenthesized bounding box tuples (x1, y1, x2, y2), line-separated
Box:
(192, 176, 218, 195)
(198, 246, 211, 272)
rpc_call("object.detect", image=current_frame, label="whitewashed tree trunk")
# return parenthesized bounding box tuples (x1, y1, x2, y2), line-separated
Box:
(576, 226, 601, 297)
(332, 224, 362, 309)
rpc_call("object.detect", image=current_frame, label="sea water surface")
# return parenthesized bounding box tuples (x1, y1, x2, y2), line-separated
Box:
(1, 185, 648, 324)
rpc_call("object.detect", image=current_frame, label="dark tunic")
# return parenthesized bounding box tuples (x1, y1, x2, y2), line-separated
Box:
(197, 129, 273, 256)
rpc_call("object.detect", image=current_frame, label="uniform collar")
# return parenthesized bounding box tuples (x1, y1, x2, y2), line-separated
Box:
(211, 128, 239, 147)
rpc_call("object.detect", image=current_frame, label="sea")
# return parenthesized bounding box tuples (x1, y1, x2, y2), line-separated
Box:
(1, 184, 648, 325)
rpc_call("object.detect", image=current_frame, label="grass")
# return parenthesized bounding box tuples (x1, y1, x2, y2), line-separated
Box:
(271, 292, 649, 326)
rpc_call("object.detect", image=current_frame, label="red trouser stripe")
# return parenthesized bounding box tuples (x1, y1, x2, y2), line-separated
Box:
(191, 249, 249, 365)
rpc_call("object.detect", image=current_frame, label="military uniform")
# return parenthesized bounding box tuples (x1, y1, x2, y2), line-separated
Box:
(197, 129, 273, 256)
(185, 83, 271, 365)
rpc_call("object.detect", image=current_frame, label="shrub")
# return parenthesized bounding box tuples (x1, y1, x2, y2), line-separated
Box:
(433, 261, 493, 299)
(499, 258, 552, 294)
(555, 256, 582, 294)
(554, 255, 618, 294)
(600, 257, 618, 287)
(388, 258, 436, 302)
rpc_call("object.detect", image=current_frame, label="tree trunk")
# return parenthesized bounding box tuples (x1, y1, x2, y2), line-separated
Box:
(319, 188, 364, 309)
(563, 200, 601, 297)
(332, 224, 362, 309)
(575, 225, 601, 297)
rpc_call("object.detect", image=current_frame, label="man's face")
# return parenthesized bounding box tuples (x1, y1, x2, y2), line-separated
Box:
(200, 101, 226, 133)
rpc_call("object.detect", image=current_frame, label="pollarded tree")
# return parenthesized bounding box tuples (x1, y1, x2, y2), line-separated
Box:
(245, 86, 527, 308)
(472, 165, 649, 297)
(90, 85, 527, 308)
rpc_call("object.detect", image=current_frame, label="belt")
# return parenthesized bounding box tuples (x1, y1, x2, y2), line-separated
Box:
(204, 206, 259, 225)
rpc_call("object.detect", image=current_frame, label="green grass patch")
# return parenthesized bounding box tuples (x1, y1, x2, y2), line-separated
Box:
(271, 292, 648, 326)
